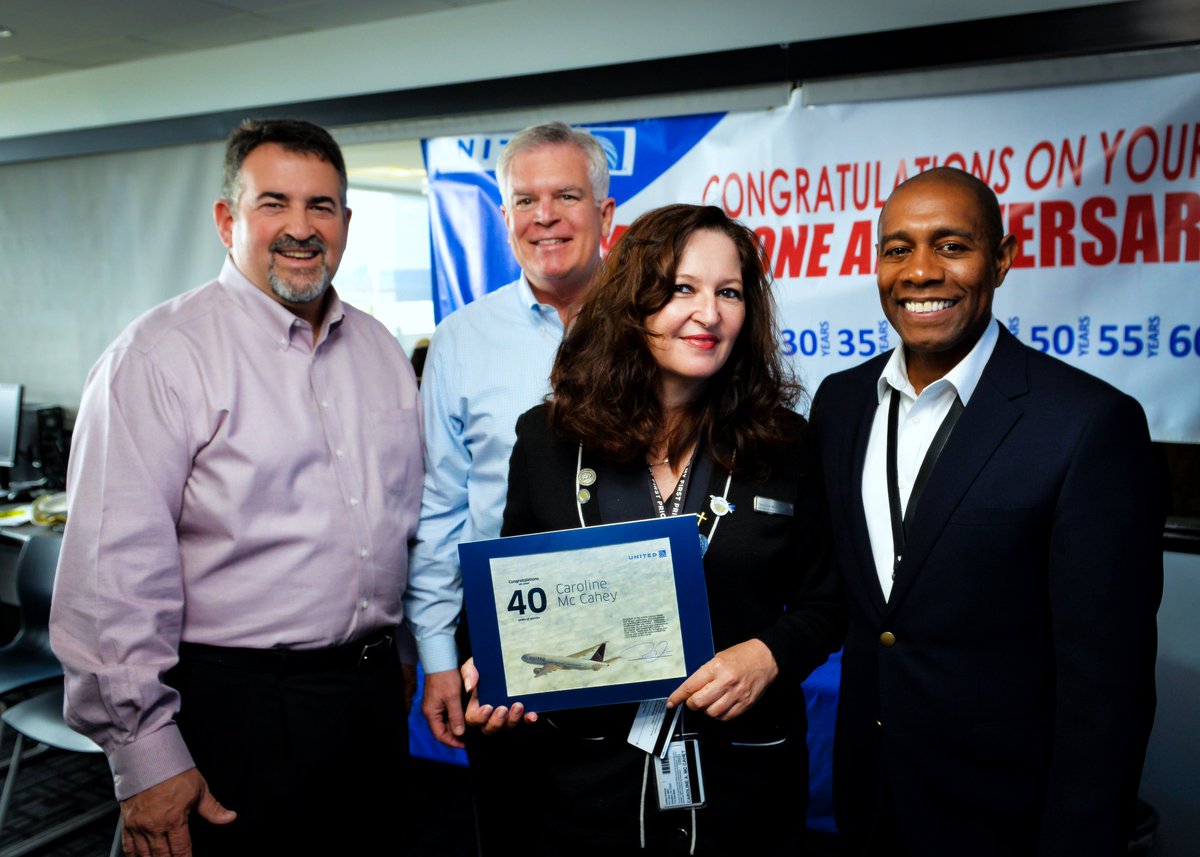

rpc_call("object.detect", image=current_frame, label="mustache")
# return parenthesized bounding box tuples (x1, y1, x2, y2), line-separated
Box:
(270, 235, 327, 254)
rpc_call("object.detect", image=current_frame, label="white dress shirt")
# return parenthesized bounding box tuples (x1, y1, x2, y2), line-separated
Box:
(862, 318, 1000, 600)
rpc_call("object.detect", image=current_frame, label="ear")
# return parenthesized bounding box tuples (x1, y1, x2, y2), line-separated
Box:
(500, 204, 511, 233)
(993, 234, 1017, 288)
(214, 198, 235, 250)
(598, 197, 616, 239)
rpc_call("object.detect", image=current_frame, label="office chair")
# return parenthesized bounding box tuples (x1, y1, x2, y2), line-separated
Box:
(0, 685, 118, 857)
(0, 533, 64, 698)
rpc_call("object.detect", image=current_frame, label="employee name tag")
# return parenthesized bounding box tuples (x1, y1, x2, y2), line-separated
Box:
(753, 496, 794, 516)
(654, 737, 706, 810)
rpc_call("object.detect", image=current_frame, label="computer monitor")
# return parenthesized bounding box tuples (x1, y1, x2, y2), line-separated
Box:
(0, 383, 22, 471)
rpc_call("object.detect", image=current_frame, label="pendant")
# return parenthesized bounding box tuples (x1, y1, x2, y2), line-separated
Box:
(709, 495, 734, 517)
(578, 468, 597, 487)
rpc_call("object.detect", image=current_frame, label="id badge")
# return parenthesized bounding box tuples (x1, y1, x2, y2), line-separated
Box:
(654, 736, 705, 810)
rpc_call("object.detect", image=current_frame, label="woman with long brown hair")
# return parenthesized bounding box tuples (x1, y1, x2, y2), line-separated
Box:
(464, 203, 843, 854)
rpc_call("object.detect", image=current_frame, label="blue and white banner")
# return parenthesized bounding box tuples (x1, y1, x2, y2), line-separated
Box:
(425, 72, 1200, 440)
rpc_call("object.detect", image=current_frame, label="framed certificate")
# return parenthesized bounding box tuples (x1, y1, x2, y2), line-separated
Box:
(458, 515, 715, 713)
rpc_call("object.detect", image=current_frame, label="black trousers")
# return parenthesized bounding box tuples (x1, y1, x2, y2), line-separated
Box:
(527, 722, 809, 856)
(166, 636, 410, 856)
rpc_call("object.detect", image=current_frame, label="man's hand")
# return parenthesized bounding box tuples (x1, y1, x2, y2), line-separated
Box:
(120, 768, 235, 857)
(422, 669, 468, 749)
(666, 639, 779, 721)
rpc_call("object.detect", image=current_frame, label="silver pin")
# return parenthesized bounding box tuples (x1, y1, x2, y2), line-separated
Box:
(578, 468, 597, 487)
(709, 495, 734, 517)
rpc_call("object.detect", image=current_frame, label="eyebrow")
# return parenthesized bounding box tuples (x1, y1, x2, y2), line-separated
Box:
(878, 226, 975, 244)
(510, 184, 587, 197)
(254, 191, 339, 207)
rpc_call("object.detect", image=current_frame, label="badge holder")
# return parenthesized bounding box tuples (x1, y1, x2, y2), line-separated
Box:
(654, 731, 706, 810)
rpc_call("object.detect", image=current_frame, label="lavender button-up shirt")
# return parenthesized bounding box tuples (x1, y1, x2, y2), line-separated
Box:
(49, 257, 423, 799)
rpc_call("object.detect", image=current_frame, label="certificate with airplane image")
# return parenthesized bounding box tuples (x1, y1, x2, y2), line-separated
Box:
(458, 516, 715, 713)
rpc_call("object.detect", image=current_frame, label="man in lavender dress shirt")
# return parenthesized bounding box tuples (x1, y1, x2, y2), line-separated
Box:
(50, 119, 423, 856)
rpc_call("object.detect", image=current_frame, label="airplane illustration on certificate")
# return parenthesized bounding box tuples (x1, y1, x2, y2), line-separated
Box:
(521, 642, 619, 677)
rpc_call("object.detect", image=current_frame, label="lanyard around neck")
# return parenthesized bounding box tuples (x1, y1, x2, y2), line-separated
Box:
(574, 443, 733, 557)
(886, 388, 964, 576)
(648, 462, 692, 518)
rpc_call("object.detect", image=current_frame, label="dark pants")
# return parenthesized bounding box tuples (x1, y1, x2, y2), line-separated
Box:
(166, 633, 410, 856)
(528, 722, 809, 856)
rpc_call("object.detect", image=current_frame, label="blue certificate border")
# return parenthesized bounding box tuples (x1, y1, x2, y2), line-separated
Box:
(458, 515, 715, 712)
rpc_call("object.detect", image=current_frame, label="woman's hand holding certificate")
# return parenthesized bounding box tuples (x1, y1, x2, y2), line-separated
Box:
(461, 657, 538, 734)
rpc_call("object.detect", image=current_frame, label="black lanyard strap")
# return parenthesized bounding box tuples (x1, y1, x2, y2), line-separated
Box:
(886, 388, 965, 574)
(648, 462, 692, 518)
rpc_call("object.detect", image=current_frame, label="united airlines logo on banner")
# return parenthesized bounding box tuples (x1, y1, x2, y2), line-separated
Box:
(588, 127, 637, 176)
(423, 73, 1200, 442)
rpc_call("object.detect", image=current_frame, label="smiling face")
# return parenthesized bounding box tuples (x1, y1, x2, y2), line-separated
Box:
(501, 142, 615, 307)
(215, 143, 350, 314)
(877, 175, 1015, 392)
(645, 229, 747, 408)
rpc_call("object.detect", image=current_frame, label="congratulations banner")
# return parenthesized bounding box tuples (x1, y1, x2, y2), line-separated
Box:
(425, 72, 1200, 440)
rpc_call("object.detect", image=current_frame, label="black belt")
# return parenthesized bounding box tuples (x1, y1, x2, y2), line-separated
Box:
(177, 627, 396, 675)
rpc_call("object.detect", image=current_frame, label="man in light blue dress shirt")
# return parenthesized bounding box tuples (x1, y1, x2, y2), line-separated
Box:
(404, 122, 613, 845)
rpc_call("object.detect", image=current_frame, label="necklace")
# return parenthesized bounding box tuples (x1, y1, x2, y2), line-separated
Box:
(649, 456, 670, 466)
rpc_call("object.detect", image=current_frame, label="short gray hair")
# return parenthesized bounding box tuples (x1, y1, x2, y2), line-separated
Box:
(496, 122, 610, 205)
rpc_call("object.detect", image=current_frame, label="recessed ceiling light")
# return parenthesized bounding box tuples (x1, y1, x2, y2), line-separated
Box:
(0, 26, 14, 38)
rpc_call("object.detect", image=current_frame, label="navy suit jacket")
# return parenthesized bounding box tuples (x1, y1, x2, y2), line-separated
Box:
(810, 325, 1162, 857)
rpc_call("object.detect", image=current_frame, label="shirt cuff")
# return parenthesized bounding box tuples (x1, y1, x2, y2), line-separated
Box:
(416, 633, 460, 674)
(107, 723, 195, 800)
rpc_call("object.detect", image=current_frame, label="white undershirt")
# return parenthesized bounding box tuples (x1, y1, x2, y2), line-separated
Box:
(862, 318, 1000, 600)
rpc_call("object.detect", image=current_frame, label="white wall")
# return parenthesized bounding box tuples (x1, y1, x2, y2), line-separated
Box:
(1141, 550, 1200, 856)
(0, 142, 225, 407)
(0, 0, 1108, 142)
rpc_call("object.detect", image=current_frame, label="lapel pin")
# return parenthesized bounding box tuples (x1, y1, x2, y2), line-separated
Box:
(578, 468, 597, 487)
(709, 495, 734, 517)
(577, 488, 592, 504)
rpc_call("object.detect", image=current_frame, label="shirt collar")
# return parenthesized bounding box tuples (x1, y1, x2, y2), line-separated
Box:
(516, 272, 564, 330)
(875, 317, 1000, 405)
(217, 255, 345, 349)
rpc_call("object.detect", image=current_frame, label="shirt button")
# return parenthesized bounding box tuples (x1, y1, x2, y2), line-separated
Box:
(321, 400, 330, 409)
(278, 339, 288, 348)
(350, 498, 360, 508)
(335, 449, 345, 459)
(360, 548, 370, 559)
(898, 479, 908, 490)
(880, 631, 897, 647)
(912, 416, 921, 425)
(361, 599, 369, 610)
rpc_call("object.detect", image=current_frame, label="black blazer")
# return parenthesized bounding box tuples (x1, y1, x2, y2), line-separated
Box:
(810, 326, 1162, 857)
(502, 404, 845, 741)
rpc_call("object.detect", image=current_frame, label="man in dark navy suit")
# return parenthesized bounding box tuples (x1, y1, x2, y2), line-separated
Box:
(810, 167, 1162, 857)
